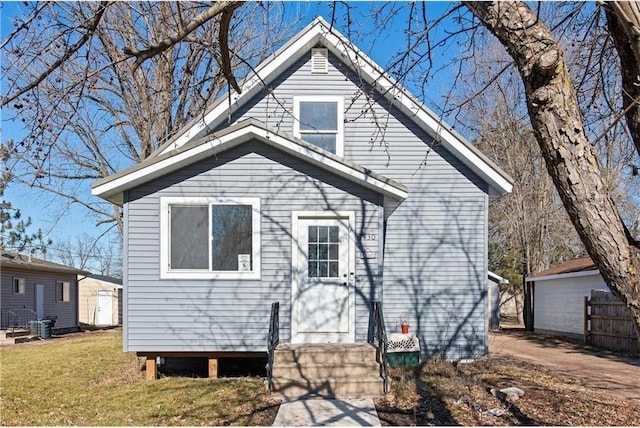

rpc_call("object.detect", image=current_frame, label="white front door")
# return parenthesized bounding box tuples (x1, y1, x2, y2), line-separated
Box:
(292, 215, 354, 343)
(35, 284, 45, 319)
(96, 290, 113, 325)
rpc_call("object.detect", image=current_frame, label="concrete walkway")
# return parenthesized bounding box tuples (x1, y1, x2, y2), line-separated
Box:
(273, 398, 381, 426)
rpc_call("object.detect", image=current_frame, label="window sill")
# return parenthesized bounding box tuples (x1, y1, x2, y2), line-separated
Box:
(160, 271, 261, 280)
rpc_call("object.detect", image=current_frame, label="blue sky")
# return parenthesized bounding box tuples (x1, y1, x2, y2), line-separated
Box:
(1, 1, 460, 263)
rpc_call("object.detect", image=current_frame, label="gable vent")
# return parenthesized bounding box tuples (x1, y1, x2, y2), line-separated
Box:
(311, 48, 328, 73)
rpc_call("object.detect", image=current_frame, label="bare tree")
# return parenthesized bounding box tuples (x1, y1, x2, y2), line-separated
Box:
(2, 2, 298, 233)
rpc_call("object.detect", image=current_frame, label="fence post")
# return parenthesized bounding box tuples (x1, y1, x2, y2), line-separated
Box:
(583, 296, 590, 344)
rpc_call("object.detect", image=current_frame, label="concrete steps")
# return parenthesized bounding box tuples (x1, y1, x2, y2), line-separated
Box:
(0, 329, 38, 345)
(271, 343, 383, 399)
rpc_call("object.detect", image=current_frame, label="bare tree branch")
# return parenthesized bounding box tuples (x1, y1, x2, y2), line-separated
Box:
(1, 2, 110, 108)
(123, 1, 241, 70)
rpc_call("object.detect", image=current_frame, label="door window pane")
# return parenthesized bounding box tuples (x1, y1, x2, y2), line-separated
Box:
(212, 205, 253, 271)
(307, 225, 340, 278)
(170, 205, 209, 269)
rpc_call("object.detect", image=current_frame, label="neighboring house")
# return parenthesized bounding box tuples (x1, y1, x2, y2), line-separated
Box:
(487, 271, 509, 331)
(526, 256, 609, 338)
(1, 252, 83, 334)
(78, 274, 123, 326)
(92, 18, 512, 364)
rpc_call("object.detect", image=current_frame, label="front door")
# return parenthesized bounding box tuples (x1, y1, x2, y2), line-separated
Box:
(292, 215, 354, 343)
(35, 284, 45, 319)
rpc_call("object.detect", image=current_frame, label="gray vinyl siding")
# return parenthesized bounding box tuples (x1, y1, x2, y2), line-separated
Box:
(1, 266, 79, 331)
(224, 51, 489, 359)
(124, 141, 381, 352)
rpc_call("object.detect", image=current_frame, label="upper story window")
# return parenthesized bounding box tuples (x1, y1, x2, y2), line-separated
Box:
(13, 278, 25, 294)
(160, 197, 261, 280)
(293, 96, 344, 156)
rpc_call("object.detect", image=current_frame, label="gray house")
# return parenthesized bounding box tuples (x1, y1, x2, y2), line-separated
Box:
(92, 18, 512, 388)
(1, 252, 82, 334)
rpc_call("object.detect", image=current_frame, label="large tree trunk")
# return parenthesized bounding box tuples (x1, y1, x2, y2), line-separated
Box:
(605, 2, 640, 156)
(464, 1, 640, 340)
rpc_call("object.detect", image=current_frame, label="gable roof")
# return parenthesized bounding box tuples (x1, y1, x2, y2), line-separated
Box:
(526, 256, 599, 282)
(92, 118, 408, 205)
(151, 17, 513, 196)
(1, 251, 85, 275)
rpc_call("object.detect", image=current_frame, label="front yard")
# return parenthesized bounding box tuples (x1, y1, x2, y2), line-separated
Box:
(0, 330, 279, 426)
(1, 329, 637, 426)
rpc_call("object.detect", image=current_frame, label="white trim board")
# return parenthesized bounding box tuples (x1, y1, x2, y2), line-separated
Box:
(526, 269, 600, 283)
(92, 120, 408, 204)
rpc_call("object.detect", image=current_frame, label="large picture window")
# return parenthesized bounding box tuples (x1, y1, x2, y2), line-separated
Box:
(160, 197, 261, 279)
(293, 96, 344, 156)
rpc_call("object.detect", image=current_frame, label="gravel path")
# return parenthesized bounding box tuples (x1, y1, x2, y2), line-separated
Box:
(489, 330, 640, 402)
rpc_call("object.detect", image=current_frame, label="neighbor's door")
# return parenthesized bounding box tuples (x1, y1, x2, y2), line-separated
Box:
(293, 217, 354, 343)
(35, 284, 45, 319)
(96, 290, 113, 325)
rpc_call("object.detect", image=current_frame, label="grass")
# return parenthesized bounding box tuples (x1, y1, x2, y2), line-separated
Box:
(0, 330, 279, 426)
(375, 356, 640, 426)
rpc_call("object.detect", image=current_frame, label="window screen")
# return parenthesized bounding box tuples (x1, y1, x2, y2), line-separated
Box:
(170, 205, 209, 269)
(211, 205, 253, 271)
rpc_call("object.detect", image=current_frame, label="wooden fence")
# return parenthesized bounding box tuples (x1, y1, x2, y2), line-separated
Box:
(584, 290, 639, 354)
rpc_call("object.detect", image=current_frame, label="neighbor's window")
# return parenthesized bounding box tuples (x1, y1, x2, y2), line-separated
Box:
(161, 197, 261, 279)
(13, 278, 25, 294)
(56, 281, 70, 302)
(293, 96, 344, 155)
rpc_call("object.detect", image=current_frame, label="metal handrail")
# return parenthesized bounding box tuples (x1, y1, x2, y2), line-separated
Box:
(371, 301, 389, 393)
(1, 308, 38, 331)
(266, 302, 280, 394)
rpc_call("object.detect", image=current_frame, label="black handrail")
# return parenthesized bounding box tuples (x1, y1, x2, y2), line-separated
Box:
(371, 300, 389, 393)
(266, 301, 280, 394)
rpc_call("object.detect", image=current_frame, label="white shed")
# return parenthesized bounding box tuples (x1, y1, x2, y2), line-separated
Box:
(78, 274, 122, 326)
(526, 257, 609, 338)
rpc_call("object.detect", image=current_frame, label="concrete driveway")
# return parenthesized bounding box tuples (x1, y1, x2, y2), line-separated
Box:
(489, 330, 640, 402)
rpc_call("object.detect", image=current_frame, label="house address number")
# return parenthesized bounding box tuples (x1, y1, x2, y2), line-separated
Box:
(363, 234, 377, 241)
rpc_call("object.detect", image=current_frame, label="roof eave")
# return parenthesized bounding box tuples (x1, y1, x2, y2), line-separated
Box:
(92, 120, 408, 204)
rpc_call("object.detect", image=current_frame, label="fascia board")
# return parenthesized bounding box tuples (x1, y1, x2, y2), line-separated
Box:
(256, 129, 408, 200)
(92, 123, 407, 204)
(525, 269, 601, 282)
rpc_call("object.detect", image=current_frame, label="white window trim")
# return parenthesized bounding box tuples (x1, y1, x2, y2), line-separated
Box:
(13, 277, 25, 295)
(160, 196, 261, 280)
(56, 281, 70, 302)
(293, 96, 344, 157)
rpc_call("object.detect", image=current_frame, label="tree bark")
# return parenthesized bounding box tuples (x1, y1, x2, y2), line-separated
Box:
(604, 2, 640, 156)
(464, 1, 640, 340)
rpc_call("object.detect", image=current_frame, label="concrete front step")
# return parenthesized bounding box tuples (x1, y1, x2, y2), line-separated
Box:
(273, 361, 380, 379)
(271, 343, 383, 399)
(272, 375, 384, 400)
(274, 343, 378, 365)
(1, 329, 31, 339)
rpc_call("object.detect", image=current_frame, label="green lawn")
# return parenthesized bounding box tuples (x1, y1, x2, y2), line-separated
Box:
(0, 330, 279, 426)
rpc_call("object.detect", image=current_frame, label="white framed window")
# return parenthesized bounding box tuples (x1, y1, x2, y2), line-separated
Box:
(160, 197, 261, 279)
(13, 278, 25, 294)
(56, 281, 70, 302)
(293, 96, 344, 156)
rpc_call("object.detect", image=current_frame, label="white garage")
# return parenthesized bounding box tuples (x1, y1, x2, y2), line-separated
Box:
(527, 256, 610, 338)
